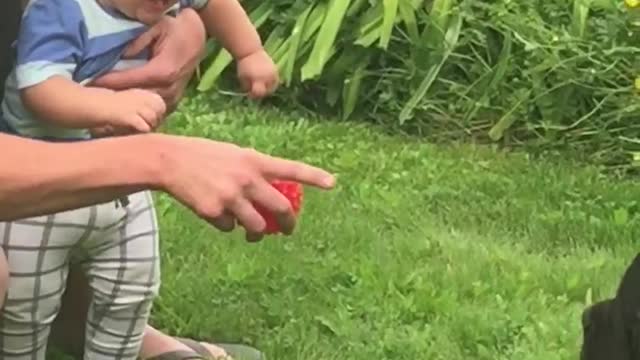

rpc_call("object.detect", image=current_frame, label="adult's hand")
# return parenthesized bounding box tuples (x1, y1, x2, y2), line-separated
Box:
(91, 8, 206, 114)
(152, 135, 336, 242)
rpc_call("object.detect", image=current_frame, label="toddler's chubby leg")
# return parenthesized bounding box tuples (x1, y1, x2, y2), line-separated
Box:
(80, 191, 161, 360)
(0, 205, 98, 360)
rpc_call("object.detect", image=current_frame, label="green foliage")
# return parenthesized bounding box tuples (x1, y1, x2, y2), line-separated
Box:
(196, 0, 640, 168)
(50, 99, 640, 359)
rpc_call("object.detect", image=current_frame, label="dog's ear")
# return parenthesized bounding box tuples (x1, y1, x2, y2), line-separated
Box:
(615, 253, 640, 322)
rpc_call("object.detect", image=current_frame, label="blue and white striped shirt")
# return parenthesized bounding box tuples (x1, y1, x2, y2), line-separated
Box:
(0, 0, 207, 141)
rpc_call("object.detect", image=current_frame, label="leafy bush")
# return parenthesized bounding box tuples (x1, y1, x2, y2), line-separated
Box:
(194, 0, 640, 167)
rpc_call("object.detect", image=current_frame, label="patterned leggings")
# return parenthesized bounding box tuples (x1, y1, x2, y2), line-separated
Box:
(0, 191, 160, 360)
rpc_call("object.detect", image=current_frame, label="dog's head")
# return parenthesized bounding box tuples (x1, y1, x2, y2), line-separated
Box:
(580, 299, 631, 360)
(580, 254, 640, 360)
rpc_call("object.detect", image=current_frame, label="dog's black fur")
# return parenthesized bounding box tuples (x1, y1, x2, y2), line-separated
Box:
(580, 253, 640, 359)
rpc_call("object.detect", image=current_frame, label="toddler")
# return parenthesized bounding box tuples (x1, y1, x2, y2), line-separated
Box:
(0, 0, 278, 359)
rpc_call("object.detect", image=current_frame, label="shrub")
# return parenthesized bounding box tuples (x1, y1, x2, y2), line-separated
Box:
(194, 0, 640, 167)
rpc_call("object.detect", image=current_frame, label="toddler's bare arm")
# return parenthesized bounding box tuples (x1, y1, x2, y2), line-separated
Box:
(196, 0, 264, 60)
(21, 77, 119, 129)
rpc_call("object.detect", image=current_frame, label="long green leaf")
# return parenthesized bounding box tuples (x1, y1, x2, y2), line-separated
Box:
(422, 0, 455, 50)
(300, 0, 352, 81)
(463, 31, 513, 122)
(380, 0, 399, 49)
(399, 0, 420, 43)
(283, 4, 313, 86)
(324, 50, 363, 106)
(301, 2, 328, 43)
(274, 40, 292, 71)
(354, 1, 384, 47)
(399, 12, 462, 124)
(355, 17, 383, 47)
(263, 25, 287, 55)
(342, 57, 369, 120)
(347, 0, 368, 16)
(488, 90, 530, 141)
(571, 0, 591, 38)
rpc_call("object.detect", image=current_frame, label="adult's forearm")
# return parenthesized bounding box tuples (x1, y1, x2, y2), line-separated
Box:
(0, 133, 164, 221)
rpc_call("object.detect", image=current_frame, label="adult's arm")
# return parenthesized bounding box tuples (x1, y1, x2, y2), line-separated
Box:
(0, 132, 335, 237)
(0, 133, 156, 220)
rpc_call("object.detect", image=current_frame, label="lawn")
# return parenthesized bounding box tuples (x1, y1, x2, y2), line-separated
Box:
(52, 94, 640, 359)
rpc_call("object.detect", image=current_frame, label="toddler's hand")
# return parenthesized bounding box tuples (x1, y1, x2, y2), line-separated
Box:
(237, 49, 279, 99)
(104, 89, 167, 133)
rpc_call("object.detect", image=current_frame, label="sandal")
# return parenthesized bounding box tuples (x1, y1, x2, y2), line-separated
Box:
(145, 337, 265, 360)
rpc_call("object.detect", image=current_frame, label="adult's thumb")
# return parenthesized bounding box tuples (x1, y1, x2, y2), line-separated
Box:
(91, 59, 165, 90)
(123, 26, 162, 58)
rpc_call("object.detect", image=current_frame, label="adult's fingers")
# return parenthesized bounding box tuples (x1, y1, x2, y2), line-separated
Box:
(229, 197, 266, 234)
(247, 179, 297, 235)
(91, 58, 174, 90)
(259, 154, 336, 190)
(210, 212, 236, 232)
(245, 231, 264, 243)
(123, 25, 162, 58)
(148, 83, 180, 107)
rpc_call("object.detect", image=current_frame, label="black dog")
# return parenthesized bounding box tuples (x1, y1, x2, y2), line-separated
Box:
(580, 253, 640, 359)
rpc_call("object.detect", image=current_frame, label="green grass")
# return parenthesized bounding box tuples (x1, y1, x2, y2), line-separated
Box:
(51, 95, 640, 359)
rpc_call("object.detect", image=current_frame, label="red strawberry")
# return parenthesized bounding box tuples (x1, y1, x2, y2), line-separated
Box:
(255, 180, 304, 234)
